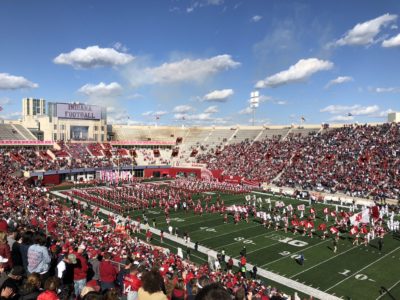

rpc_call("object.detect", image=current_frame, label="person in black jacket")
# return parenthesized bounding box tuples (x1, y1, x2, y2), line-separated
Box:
(19, 273, 41, 300)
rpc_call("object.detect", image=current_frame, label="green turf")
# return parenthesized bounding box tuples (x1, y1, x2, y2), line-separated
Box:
(58, 187, 400, 300)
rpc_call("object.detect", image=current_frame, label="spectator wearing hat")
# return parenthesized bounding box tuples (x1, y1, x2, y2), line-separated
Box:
(0, 256, 9, 287)
(37, 277, 60, 300)
(99, 252, 117, 291)
(88, 250, 100, 282)
(0, 266, 25, 300)
(0, 233, 12, 271)
(73, 244, 88, 297)
(27, 232, 51, 284)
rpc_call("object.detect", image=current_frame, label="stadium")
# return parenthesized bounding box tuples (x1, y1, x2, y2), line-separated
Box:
(1, 1, 400, 300)
(0, 96, 399, 300)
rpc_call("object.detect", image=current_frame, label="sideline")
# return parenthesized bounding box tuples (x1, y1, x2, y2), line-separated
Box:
(53, 190, 341, 300)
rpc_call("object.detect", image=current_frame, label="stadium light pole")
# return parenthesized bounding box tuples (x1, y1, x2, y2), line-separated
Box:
(250, 91, 260, 126)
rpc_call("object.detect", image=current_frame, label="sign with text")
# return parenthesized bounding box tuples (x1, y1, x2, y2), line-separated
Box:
(57, 103, 101, 120)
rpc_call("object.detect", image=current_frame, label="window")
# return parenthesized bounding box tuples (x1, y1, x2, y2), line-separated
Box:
(53, 133, 57, 140)
(54, 124, 57, 130)
(101, 126, 104, 131)
(94, 126, 98, 131)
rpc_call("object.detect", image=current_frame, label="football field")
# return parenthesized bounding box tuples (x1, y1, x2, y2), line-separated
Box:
(57, 187, 400, 300)
(128, 191, 400, 300)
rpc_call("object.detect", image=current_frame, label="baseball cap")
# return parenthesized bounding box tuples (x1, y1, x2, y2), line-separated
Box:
(0, 255, 8, 263)
(86, 280, 101, 292)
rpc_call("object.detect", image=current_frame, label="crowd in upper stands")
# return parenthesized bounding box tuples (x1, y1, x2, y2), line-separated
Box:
(197, 123, 400, 200)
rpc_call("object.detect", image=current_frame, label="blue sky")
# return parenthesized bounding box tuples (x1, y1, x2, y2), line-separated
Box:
(0, 0, 399, 126)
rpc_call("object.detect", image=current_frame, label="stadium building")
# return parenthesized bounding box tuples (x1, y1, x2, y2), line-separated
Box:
(21, 97, 107, 142)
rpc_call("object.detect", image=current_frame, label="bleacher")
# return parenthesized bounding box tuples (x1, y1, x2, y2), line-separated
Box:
(228, 128, 263, 144)
(0, 124, 31, 140)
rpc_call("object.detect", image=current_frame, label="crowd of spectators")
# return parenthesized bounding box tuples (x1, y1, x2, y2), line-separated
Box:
(197, 123, 400, 200)
(0, 149, 300, 300)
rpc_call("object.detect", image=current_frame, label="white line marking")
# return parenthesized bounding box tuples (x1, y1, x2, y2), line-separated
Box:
(261, 239, 329, 267)
(290, 245, 358, 279)
(376, 278, 400, 300)
(325, 246, 400, 292)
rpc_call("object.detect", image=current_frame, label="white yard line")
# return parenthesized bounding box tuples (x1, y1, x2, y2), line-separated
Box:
(290, 245, 360, 278)
(261, 239, 330, 267)
(214, 232, 277, 250)
(376, 278, 400, 300)
(325, 246, 400, 292)
(198, 224, 261, 242)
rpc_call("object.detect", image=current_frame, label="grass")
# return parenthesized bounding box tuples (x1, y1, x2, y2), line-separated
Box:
(56, 186, 400, 300)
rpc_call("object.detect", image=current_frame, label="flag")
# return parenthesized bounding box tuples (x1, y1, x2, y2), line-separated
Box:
(361, 226, 368, 234)
(330, 226, 339, 234)
(330, 211, 337, 217)
(318, 223, 327, 231)
(156, 116, 160, 120)
(0, 106, 2, 112)
(350, 208, 370, 225)
(371, 206, 380, 221)
(323, 207, 329, 214)
(291, 220, 299, 226)
(286, 204, 293, 211)
(347, 112, 353, 116)
(306, 221, 314, 229)
(297, 204, 305, 211)
(350, 226, 359, 235)
(310, 207, 315, 214)
(301, 116, 306, 122)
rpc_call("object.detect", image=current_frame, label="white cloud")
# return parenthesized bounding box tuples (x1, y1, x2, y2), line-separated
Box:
(113, 42, 128, 52)
(329, 115, 354, 122)
(0, 73, 38, 90)
(372, 108, 396, 118)
(174, 112, 211, 121)
(275, 100, 287, 105)
(204, 105, 219, 113)
(321, 104, 380, 116)
(382, 33, 400, 47)
(325, 76, 353, 88)
(78, 82, 122, 97)
(239, 107, 253, 115)
(53, 45, 134, 69)
(127, 55, 240, 87)
(186, 0, 224, 13)
(334, 13, 397, 46)
(0, 111, 22, 120)
(142, 111, 153, 117)
(141, 110, 168, 118)
(374, 87, 400, 93)
(255, 58, 333, 88)
(0, 97, 11, 106)
(251, 15, 262, 22)
(203, 89, 234, 102)
(172, 105, 194, 113)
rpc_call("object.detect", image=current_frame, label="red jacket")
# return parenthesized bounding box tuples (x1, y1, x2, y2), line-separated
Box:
(99, 260, 117, 283)
(37, 290, 59, 300)
(73, 253, 88, 281)
(0, 243, 12, 270)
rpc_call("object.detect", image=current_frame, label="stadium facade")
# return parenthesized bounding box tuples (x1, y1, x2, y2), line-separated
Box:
(22, 98, 107, 142)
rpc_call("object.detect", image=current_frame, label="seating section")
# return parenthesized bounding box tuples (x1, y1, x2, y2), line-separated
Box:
(0, 124, 32, 140)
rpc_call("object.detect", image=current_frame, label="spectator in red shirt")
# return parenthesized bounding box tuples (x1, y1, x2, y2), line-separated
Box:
(123, 264, 142, 300)
(99, 252, 117, 292)
(73, 245, 88, 297)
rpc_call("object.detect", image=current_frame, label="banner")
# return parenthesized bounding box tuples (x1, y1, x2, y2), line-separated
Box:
(111, 141, 175, 146)
(0, 140, 53, 145)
